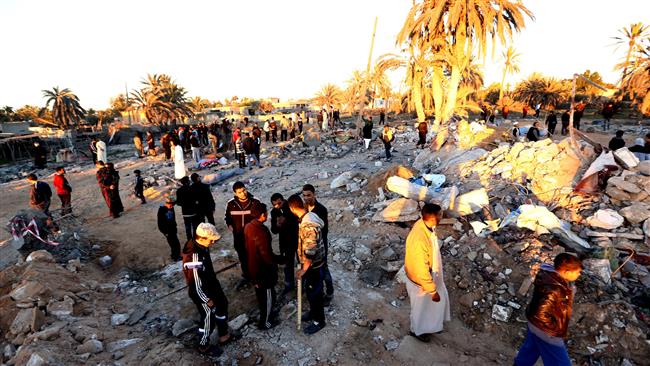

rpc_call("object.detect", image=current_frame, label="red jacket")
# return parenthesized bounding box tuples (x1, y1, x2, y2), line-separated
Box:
(53, 174, 72, 195)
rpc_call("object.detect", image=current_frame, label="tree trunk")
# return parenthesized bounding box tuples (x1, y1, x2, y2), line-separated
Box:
(499, 68, 507, 105)
(431, 67, 444, 128)
(441, 63, 462, 125)
(412, 67, 426, 123)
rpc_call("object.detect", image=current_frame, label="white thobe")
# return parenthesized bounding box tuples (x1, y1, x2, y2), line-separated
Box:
(174, 145, 186, 179)
(96, 141, 107, 163)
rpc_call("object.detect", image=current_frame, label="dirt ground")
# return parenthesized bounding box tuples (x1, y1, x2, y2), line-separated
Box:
(0, 115, 648, 365)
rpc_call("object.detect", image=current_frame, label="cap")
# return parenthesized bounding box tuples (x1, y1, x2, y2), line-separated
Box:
(196, 223, 221, 241)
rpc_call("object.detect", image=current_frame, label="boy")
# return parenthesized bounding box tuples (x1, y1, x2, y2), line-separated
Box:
(134, 169, 146, 204)
(157, 195, 181, 261)
(514, 253, 583, 366)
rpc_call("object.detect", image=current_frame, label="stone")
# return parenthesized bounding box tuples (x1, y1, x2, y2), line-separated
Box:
(385, 339, 400, 351)
(605, 186, 631, 201)
(127, 305, 150, 325)
(0, 242, 21, 271)
(98, 283, 117, 293)
(172, 318, 195, 337)
(106, 338, 143, 352)
(518, 277, 534, 296)
(359, 265, 383, 286)
(47, 295, 74, 317)
(378, 246, 398, 261)
(585, 209, 625, 230)
(467, 251, 477, 261)
(26, 353, 47, 366)
(111, 313, 129, 326)
(76, 339, 104, 354)
(450, 188, 489, 216)
(583, 259, 612, 285)
(372, 198, 420, 222)
(619, 203, 650, 224)
(330, 172, 353, 189)
(491, 304, 513, 322)
(303, 130, 321, 147)
(644, 219, 650, 239)
(25, 322, 65, 342)
(30, 308, 45, 332)
(10, 308, 34, 335)
(228, 314, 249, 331)
(638, 160, 650, 176)
(613, 147, 639, 169)
(26, 250, 54, 263)
(9, 281, 46, 302)
(354, 244, 371, 261)
(346, 182, 360, 192)
(317, 171, 328, 179)
(99, 255, 113, 267)
(3, 344, 16, 360)
(608, 177, 641, 194)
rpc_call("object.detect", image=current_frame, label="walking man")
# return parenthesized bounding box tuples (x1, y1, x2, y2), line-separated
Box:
(270, 193, 299, 294)
(546, 111, 558, 135)
(133, 169, 146, 204)
(225, 181, 262, 288)
(177, 176, 200, 240)
(381, 125, 394, 161)
(182, 223, 236, 357)
(27, 173, 52, 214)
(157, 195, 182, 261)
(405, 203, 450, 342)
(244, 203, 280, 330)
(362, 116, 373, 150)
(302, 184, 334, 304)
(287, 194, 327, 335)
(514, 253, 582, 366)
(190, 173, 215, 225)
(89, 137, 98, 164)
(280, 115, 290, 142)
(53, 167, 72, 215)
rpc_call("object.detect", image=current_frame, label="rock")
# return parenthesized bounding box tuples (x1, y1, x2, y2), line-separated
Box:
(303, 130, 321, 147)
(26, 353, 47, 366)
(518, 277, 534, 296)
(467, 251, 477, 261)
(330, 172, 353, 189)
(585, 209, 625, 230)
(385, 339, 400, 351)
(359, 265, 383, 286)
(583, 259, 612, 285)
(606, 186, 631, 201)
(24, 322, 65, 343)
(25, 250, 54, 263)
(30, 308, 45, 332)
(172, 319, 195, 337)
(346, 182, 360, 192)
(458, 293, 477, 308)
(450, 188, 490, 216)
(3, 344, 16, 360)
(10, 309, 34, 335)
(372, 198, 420, 223)
(127, 305, 150, 325)
(0, 242, 21, 271)
(608, 177, 641, 194)
(644, 219, 650, 239)
(76, 339, 104, 354)
(352, 218, 360, 227)
(99, 255, 112, 267)
(111, 313, 129, 326)
(378, 246, 398, 261)
(66, 258, 81, 272)
(491, 304, 513, 322)
(106, 338, 143, 352)
(317, 171, 328, 179)
(9, 281, 46, 302)
(380, 261, 402, 273)
(354, 245, 371, 261)
(619, 203, 650, 224)
(228, 314, 249, 331)
(613, 147, 639, 169)
(638, 160, 650, 176)
(47, 295, 74, 318)
(98, 283, 117, 293)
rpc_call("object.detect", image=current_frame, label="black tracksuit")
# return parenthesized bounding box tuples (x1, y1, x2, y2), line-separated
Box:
(158, 205, 181, 260)
(245, 219, 279, 328)
(176, 184, 201, 241)
(309, 201, 333, 296)
(191, 181, 216, 225)
(271, 200, 299, 288)
(134, 175, 146, 204)
(225, 194, 262, 278)
(182, 240, 229, 346)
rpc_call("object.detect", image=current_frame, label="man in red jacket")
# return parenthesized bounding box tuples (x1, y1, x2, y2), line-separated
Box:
(244, 203, 280, 330)
(53, 166, 72, 215)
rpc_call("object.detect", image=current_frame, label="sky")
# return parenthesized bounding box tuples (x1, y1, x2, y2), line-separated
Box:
(0, 0, 648, 110)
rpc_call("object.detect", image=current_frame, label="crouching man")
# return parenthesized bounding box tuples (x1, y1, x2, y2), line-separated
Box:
(514, 253, 582, 366)
(182, 223, 237, 357)
(404, 203, 450, 342)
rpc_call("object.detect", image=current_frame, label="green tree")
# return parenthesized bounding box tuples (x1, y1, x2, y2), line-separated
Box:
(618, 42, 650, 115)
(513, 73, 570, 110)
(499, 46, 521, 103)
(130, 74, 192, 126)
(613, 22, 649, 84)
(313, 83, 344, 110)
(42, 87, 86, 129)
(14, 105, 40, 121)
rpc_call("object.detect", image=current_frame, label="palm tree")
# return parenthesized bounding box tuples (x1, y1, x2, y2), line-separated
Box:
(313, 83, 343, 110)
(618, 43, 650, 115)
(397, 0, 533, 127)
(189, 96, 209, 115)
(131, 74, 192, 125)
(513, 73, 570, 111)
(499, 46, 521, 103)
(344, 71, 370, 114)
(613, 22, 649, 83)
(42, 87, 86, 129)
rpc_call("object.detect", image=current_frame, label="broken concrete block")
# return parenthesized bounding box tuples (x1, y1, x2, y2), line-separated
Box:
(76, 339, 104, 354)
(172, 319, 195, 337)
(450, 188, 489, 216)
(638, 160, 650, 176)
(613, 147, 639, 169)
(106, 338, 143, 352)
(372, 198, 419, 222)
(491, 304, 513, 322)
(110, 313, 129, 326)
(228, 313, 249, 331)
(47, 296, 74, 318)
(26, 250, 54, 263)
(10, 309, 34, 335)
(608, 177, 641, 194)
(585, 209, 624, 230)
(99, 255, 113, 268)
(583, 258, 612, 285)
(330, 172, 353, 189)
(619, 203, 650, 224)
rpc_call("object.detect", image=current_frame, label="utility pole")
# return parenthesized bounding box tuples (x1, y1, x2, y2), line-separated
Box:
(569, 73, 607, 152)
(125, 83, 132, 124)
(356, 16, 378, 131)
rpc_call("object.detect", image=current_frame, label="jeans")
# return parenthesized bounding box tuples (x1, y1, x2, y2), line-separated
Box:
(514, 326, 571, 366)
(305, 265, 325, 324)
(383, 141, 392, 159)
(281, 130, 288, 141)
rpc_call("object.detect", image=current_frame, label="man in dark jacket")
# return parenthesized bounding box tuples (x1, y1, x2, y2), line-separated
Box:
(526, 121, 541, 142)
(33, 141, 47, 169)
(225, 181, 262, 288)
(245, 203, 280, 330)
(514, 253, 582, 366)
(416, 121, 428, 148)
(133, 169, 146, 204)
(545, 111, 557, 135)
(53, 167, 72, 215)
(560, 111, 570, 135)
(362, 116, 373, 150)
(182, 223, 235, 357)
(302, 184, 334, 304)
(157, 195, 181, 261)
(608, 130, 626, 151)
(271, 193, 299, 294)
(27, 173, 52, 214)
(190, 173, 215, 225)
(242, 133, 258, 169)
(176, 176, 200, 241)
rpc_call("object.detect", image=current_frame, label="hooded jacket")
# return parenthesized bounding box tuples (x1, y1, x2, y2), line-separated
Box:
(525, 264, 575, 339)
(225, 193, 262, 235)
(271, 200, 299, 255)
(297, 212, 325, 267)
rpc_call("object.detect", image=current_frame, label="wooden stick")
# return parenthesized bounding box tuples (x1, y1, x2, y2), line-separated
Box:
(297, 274, 302, 331)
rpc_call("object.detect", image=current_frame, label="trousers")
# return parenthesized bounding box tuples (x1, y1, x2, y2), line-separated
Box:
(255, 286, 276, 329)
(514, 326, 571, 366)
(304, 265, 325, 324)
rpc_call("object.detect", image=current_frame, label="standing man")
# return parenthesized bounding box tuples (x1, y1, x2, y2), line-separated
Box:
(172, 139, 186, 179)
(225, 181, 262, 288)
(288, 194, 326, 335)
(560, 110, 570, 135)
(242, 133, 258, 169)
(96, 161, 111, 215)
(133, 131, 144, 157)
(190, 173, 215, 225)
(244, 203, 280, 330)
(416, 121, 428, 149)
(96, 138, 107, 164)
(208, 130, 219, 156)
(270, 193, 299, 294)
(546, 111, 558, 135)
(33, 141, 47, 169)
(157, 195, 182, 261)
(362, 116, 373, 150)
(26, 173, 52, 214)
(379, 110, 386, 125)
(190, 131, 201, 163)
(161, 133, 172, 160)
(302, 184, 334, 304)
(514, 253, 582, 366)
(381, 125, 394, 161)
(574, 101, 585, 130)
(53, 167, 72, 215)
(404, 203, 450, 342)
(263, 119, 271, 142)
(176, 176, 200, 241)
(133, 169, 146, 204)
(602, 101, 615, 131)
(280, 115, 290, 142)
(146, 131, 156, 156)
(89, 137, 98, 164)
(269, 117, 278, 143)
(182, 223, 235, 357)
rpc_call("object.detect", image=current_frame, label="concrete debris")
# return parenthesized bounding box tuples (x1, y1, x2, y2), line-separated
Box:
(46, 295, 75, 318)
(585, 209, 625, 230)
(106, 338, 143, 353)
(172, 318, 196, 337)
(110, 313, 129, 326)
(491, 304, 512, 322)
(25, 250, 55, 263)
(99, 255, 113, 268)
(228, 313, 249, 331)
(76, 339, 104, 354)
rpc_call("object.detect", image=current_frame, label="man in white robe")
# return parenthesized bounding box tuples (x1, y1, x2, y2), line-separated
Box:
(96, 140, 107, 163)
(172, 140, 186, 179)
(404, 203, 450, 342)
